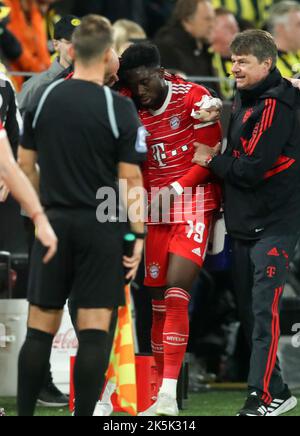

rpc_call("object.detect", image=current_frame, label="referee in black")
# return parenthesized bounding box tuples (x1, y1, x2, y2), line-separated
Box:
(193, 30, 300, 416)
(17, 15, 146, 417)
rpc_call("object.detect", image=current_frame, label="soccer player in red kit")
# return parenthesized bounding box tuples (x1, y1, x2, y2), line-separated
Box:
(119, 43, 222, 416)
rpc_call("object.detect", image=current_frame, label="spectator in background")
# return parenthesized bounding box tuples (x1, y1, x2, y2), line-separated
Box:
(154, 0, 218, 91)
(36, 0, 61, 54)
(211, 8, 239, 99)
(113, 19, 147, 57)
(0, 2, 22, 67)
(72, 0, 147, 28)
(18, 15, 81, 113)
(4, 0, 51, 91)
(212, 0, 274, 29)
(146, 0, 174, 37)
(268, 1, 300, 78)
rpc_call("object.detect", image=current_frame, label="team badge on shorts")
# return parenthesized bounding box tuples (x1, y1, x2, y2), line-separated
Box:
(148, 263, 161, 280)
(170, 116, 181, 130)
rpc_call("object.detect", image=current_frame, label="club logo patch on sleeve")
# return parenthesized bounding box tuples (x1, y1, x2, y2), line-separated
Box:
(135, 126, 148, 153)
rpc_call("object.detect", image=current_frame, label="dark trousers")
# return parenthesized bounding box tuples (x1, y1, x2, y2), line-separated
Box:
(232, 234, 298, 402)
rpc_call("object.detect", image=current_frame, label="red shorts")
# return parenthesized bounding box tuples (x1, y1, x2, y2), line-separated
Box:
(144, 213, 213, 287)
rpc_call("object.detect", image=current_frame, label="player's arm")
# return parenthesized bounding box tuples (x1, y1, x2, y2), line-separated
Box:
(0, 125, 57, 263)
(171, 88, 223, 195)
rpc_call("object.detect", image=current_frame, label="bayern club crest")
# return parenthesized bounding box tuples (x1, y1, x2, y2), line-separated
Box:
(149, 263, 160, 280)
(170, 116, 181, 130)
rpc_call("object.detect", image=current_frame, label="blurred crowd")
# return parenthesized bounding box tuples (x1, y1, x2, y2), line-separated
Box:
(0, 0, 300, 97)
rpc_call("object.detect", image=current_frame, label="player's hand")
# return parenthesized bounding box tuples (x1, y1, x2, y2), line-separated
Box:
(191, 96, 223, 123)
(148, 186, 176, 222)
(192, 142, 222, 167)
(34, 213, 58, 263)
(0, 180, 10, 202)
(194, 107, 222, 123)
(123, 238, 144, 281)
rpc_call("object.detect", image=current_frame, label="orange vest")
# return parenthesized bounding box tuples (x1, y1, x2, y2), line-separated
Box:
(4, 0, 51, 90)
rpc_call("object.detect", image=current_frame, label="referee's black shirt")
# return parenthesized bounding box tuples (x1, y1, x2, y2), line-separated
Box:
(22, 79, 147, 209)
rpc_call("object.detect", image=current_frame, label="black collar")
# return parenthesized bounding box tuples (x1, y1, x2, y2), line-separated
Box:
(239, 68, 282, 104)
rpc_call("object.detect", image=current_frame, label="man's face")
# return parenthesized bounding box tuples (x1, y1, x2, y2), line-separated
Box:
(278, 11, 300, 52)
(231, 54, 273, 89)
(212, 14, 239, 58)
(183, 1, 216, 43)
(125, 67, 166, 110)
(54, 39, 73, 66)
(104, 50, 120, 87)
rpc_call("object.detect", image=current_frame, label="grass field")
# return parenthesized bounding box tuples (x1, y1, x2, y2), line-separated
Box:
(1, 391, 299, 416)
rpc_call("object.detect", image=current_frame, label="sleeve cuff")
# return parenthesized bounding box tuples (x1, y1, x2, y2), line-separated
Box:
(171, 181, 184, 195)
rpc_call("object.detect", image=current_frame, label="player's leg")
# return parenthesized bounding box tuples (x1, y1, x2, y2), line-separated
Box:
(156, 217, 212, 415)
(18, 210, 71, 416)
(23, 216, 68, 407)
(73, 308, 113, 417)
(145, 285, 166, 391)
(17, 305, 64, 416)
(159, 255, 199, 400)
(71, 216, 126, 417)
(144, 226, 170, 392)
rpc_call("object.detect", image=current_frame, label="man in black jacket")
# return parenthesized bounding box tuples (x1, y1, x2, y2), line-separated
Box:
(154, 0, 218, 92)
(72, 0, 147, 27)
(193, 29, 300, 416)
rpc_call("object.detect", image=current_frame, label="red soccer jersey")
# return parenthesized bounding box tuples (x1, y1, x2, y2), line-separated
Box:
(139, 75, 222, 224)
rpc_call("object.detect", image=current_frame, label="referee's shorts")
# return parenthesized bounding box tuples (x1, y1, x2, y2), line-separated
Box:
(27, 208, 125, 309)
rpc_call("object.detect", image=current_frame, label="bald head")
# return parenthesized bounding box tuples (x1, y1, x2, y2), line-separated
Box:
(104, 49, 120, 87)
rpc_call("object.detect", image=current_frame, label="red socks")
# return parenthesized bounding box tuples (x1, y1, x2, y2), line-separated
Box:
(151, 288, 191, 390)
(151, 300, 166, 387)
(163, 288, 190, 380)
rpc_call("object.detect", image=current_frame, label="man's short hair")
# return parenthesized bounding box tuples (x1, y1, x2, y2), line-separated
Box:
(215, 7, 235, 18)
(120, 42, 161, 73)
(172, 0, 209, 23)
(268, 1, 300, 33)
(72, 14, 113, 63)
(231, 30, 278, 69)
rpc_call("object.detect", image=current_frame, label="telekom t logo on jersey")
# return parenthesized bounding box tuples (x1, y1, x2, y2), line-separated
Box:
(152, 143, 167, 167)
(152, 143, 189, 167)
(267, 266, 277, 278)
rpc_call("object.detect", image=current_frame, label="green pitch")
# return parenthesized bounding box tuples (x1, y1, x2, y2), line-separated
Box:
(1, 391, 299, 416)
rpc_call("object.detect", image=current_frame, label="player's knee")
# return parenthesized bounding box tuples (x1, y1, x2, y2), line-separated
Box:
(27, 305, 62, 336)
(76, 308, 113, 333)
(166, 278, 190, 293)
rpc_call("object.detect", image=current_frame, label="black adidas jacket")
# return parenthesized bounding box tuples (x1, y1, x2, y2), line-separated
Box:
(210, 68, 300, 240)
